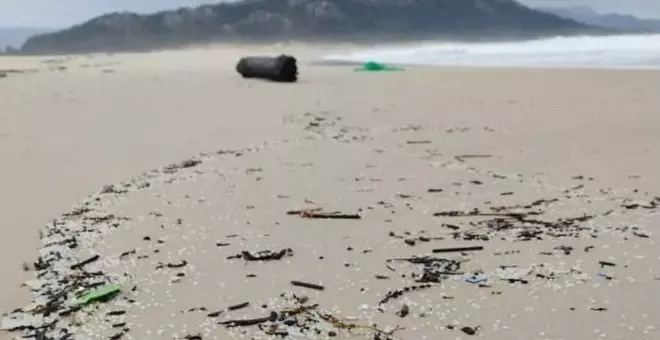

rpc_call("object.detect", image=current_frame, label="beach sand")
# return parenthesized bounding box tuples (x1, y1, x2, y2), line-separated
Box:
(1, 46, 659, 340)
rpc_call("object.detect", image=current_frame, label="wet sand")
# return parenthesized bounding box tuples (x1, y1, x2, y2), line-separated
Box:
(1, 46, 659, 340)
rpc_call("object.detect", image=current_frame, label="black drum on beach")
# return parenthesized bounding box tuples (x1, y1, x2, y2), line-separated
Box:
(235, 55, 298, 82)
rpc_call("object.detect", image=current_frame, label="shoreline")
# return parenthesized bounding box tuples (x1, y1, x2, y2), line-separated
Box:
(2, 47, 659, 339)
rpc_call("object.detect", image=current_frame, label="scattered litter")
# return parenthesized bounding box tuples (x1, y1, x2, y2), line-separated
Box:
(4, 107, 657, 340)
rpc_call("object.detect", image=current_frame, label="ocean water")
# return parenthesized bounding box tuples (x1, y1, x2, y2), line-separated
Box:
(320, 34, 660, 69)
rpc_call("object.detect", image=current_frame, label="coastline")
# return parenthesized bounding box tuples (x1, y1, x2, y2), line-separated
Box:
(2, 45, 659, 339)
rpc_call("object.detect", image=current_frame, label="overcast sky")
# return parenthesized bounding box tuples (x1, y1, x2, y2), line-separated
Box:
(0, 0, 658, 28)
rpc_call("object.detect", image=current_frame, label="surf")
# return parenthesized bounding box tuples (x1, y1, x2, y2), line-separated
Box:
(320, 34, 660, 69)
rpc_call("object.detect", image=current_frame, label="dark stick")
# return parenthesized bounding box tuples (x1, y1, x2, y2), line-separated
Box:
(156, 260, 189, 269)
(434, 211, 532, 218)
(206, 310, 224, 318)
(106, 310, 126, 316)
(119, 250, 136, 260)
(220, 312, 277, 327)
(454, 154, 492, 162)
(387, 256, 453, 264)
(227, 302, 250, 311)
(287, 209, 361, 219)
(70, 255, 100, 270)
(432, 246, 484, 253)
(109, 332, 124, 340)
(291, 280, 325, 291)
(306, 213, 361, 220)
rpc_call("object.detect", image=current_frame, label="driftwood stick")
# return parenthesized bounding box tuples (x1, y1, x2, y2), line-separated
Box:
(219, 311, 277, 327)
(70, 255, 100, 270)
(291, 280, 325, 291)
(432, 246, 484, 253)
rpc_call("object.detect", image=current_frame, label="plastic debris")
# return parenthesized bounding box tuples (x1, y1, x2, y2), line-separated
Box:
(354, 61, 404, 72)
(73, 283, 121, 306)
(465, 273, 488, 284)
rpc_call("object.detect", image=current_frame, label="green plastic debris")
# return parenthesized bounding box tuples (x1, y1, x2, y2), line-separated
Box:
(74, 283, 121, 306)
(354, 61, 404, 72)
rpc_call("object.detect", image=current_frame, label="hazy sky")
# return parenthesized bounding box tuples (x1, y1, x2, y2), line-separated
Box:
(0, 0, 658, 28)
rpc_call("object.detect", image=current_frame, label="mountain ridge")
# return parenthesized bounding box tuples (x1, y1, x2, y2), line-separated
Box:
(0, 27, 56, 52)
(20, 0, 599, 54)
(539, 6, 660, 33)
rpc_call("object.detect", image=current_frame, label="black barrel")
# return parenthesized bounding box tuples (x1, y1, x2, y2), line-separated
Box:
(235, 55, 298, 82)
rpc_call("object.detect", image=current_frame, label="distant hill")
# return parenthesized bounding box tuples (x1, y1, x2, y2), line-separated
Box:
(540, 6, 660, 32)
(20, 0, 596, 54)
(0, 27, 55, 52)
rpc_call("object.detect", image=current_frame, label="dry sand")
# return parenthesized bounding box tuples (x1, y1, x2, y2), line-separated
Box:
(1, 45, 659, 340)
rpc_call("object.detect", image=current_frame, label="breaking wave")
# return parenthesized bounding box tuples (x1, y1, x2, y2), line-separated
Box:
(321, 34, 660, 69)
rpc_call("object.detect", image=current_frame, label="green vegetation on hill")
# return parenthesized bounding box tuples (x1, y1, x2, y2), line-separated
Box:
(21, 0, 596, 54)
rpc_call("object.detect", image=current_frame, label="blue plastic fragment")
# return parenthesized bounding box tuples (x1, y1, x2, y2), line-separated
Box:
(465, 273, 488, 284)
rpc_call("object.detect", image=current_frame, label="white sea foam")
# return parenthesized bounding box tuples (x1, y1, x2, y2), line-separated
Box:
(321, 34, 660, 69)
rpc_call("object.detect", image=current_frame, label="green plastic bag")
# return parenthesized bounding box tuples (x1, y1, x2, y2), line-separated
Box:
(74, 283, 121, 306)
(354, 61, 404, 72)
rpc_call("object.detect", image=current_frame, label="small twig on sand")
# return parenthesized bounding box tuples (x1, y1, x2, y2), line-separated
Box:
(287, 208, 361, 219)
(387, 256, 453, 264)
(291, 280, 325, 291)
(219, 312, 278, 327)
(70, 255, 100, 270)
(454, 154, 492, 163)
(227, 302, 250, 311)
(432, 246, 484, 254)
(434, 211, 535, 219)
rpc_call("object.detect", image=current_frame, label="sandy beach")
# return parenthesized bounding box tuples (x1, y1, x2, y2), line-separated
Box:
(1, 45, 659, 340)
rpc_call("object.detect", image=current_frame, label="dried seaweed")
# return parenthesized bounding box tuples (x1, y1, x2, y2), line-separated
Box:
(379, 284, 434, 305)
(229, 249, 293, 261)
(156, 260, 188, 269)
(220, 311, 278, 327)
(287, 209, 361, 219)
